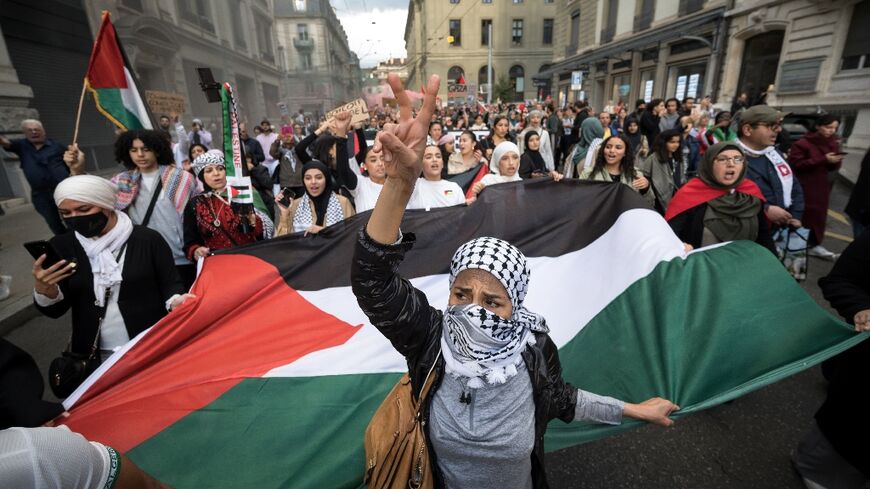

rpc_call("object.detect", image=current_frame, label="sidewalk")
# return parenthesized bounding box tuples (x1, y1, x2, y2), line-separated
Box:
(0, 202, 54, 335)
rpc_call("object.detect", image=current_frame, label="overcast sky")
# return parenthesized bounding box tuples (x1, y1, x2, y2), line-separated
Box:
(331, 0, 409, 68)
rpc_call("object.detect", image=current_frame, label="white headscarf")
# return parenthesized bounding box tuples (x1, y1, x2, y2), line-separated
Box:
(485, 141, 522, 184)
(54, 175, 133, 307)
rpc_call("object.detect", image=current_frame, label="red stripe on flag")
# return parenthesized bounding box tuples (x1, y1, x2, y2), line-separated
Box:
(85, 11, 128, 89)
(62, 254, 360, 452)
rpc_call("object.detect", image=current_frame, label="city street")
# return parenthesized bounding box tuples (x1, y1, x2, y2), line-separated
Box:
(3, 178, 864, 488)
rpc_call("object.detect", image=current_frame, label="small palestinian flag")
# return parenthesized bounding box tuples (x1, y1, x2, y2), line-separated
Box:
(84, 11, 153, 130)
(60, 180, 864, 488)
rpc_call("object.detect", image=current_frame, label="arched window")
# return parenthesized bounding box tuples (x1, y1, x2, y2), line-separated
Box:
(509, 65, 525, 101)
(478, 65, 489, 86)
(447, 65, 465, 85)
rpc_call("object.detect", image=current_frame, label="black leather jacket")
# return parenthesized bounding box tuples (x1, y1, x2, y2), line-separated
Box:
(351, 228, 578, 489)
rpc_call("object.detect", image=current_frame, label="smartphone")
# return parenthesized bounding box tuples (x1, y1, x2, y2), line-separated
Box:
(834, 152, 848, 156)
(279, 188, 295, 207)
(23, 240, 66, 269)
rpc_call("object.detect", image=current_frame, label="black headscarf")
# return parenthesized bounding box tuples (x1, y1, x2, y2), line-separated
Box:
(522, 130, 547, 174)
(302, 160, 333, 226)
(624, 116, 642, 155)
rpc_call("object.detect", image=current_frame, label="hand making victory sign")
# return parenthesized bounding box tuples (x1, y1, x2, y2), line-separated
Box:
(367, 73, 440, 245)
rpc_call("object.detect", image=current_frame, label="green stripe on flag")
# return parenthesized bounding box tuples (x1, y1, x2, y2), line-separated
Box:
(124, 241, 866, 488)
(92, 87, 147, 130)
(128, 373, 401, 489)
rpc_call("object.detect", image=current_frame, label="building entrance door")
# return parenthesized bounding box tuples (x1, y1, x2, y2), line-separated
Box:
(736, 31, 784, 104)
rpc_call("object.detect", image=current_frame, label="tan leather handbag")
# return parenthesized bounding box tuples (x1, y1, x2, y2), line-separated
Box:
(364, 350, 441, 489)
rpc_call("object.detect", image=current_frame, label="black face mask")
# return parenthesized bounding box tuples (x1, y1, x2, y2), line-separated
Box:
(64, 212, 109, 238)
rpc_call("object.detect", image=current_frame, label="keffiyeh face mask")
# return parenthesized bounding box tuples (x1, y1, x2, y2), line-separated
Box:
(441, 237, 548, 389)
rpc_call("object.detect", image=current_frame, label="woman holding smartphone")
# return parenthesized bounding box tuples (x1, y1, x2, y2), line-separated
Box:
(31, 175, 191, 369)
(788, 114, 845, 260)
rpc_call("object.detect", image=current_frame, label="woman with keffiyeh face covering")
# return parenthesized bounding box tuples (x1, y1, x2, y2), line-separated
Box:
(183, 151, 272, 260)
(351, 73, 679, 489)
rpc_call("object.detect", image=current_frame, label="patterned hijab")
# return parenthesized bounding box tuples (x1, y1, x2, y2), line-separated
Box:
(441, 237, 548, 389)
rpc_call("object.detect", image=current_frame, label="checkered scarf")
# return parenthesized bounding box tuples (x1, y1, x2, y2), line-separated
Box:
(441, 237, 548, 389)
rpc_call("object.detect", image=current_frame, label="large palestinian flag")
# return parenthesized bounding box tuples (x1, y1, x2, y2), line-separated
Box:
(61, 180, 864, 488)
(84, 11, 153, 130)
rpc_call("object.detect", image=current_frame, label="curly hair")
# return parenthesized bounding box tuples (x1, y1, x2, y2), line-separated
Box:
(114, 129, 174, 169)
(591, 135, 637, 179)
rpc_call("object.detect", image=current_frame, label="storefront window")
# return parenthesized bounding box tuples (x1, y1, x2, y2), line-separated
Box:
(639, 70, 655, 102)
(609, 74, 631, 106)
(666, 62, 706, 100)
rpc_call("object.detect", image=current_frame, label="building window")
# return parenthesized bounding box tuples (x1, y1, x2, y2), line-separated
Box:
(450, 0, 460, 3)
(294, 0, 306, 11)
(634, 0, 655, 32)
(481, 19, 492, 46)
(544, 0, 554, 3)
(302, 53, 312, 69)
(179, 0, 214, 34)
(569, 11, 580, 49)
(543, 19, 553, 45)
(449, 19, 462, 46)
(255, 15, 274, 62)
(841, 1, 870, 70)
(482, 0, 492, 3)
(602, 0, 618, 44)
(297, 24, 309, 40)
(478, 65, 489, 86)
(509, 65, 524, 101)
(230, 1, 246, 49)
(679, 0, 704, 15)
(448, 65, 465, 85)
(513, 0, 523, 3)
(512, 19, 523, 45)
(120, 0, 143, 12)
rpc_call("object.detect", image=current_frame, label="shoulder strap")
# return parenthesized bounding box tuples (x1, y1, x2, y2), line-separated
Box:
(415, 348, 442, 412)
(140, 177, 163, 227)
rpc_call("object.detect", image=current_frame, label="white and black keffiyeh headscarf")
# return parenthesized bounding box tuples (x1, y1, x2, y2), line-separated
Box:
(441, 236, 548, 389)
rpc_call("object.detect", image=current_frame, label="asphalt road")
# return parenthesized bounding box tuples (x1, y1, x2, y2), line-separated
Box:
(4, 179, 865, 488)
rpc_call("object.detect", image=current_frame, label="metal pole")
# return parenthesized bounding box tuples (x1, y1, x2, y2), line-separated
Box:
(487, 22, 493, 105)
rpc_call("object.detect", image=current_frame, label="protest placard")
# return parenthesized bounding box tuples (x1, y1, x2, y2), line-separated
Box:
(144, 90, 186, 115)
(325, 98, 370, 125)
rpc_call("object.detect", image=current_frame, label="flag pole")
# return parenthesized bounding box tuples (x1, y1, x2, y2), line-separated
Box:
(72, 80, 88, 145)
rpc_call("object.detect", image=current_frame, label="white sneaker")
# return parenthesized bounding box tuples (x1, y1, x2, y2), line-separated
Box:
(808, 245, 839, 260)
(0, 275, 11, 301)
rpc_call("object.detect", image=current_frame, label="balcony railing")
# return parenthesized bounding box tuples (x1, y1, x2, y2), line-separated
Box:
(294, 37, 314, 50)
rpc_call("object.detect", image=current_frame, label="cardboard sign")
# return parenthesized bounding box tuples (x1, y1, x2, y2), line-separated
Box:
(144, 90, 186, 115)
(326, 98, 370, 125)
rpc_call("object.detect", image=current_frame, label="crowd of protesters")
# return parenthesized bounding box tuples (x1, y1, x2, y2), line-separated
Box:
(1, 71, 869, 488)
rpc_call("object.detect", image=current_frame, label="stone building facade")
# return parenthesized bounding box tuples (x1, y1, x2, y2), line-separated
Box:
(720, 0, 870, 152)
(541, 0, 728, 112)
(404, 0, 559, 104)
(0, 0, 285, 200)
(274, 0, 362, 117)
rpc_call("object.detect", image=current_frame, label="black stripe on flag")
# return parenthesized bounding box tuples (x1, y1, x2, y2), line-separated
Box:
(225, 179, 651, 290)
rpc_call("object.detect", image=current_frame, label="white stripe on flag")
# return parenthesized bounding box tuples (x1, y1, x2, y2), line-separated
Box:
(267, 208, 685, 378)
(121, 68, 153, 129)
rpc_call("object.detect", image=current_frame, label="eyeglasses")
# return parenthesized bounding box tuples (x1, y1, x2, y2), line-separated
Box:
(714, 156, 745, 165)
(755, 122, 782, 131)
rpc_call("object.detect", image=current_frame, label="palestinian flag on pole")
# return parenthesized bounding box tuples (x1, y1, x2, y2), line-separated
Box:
(60, 181, 865, 488)
(85, 11, 153, 130)
(220, 81, 270, 215)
